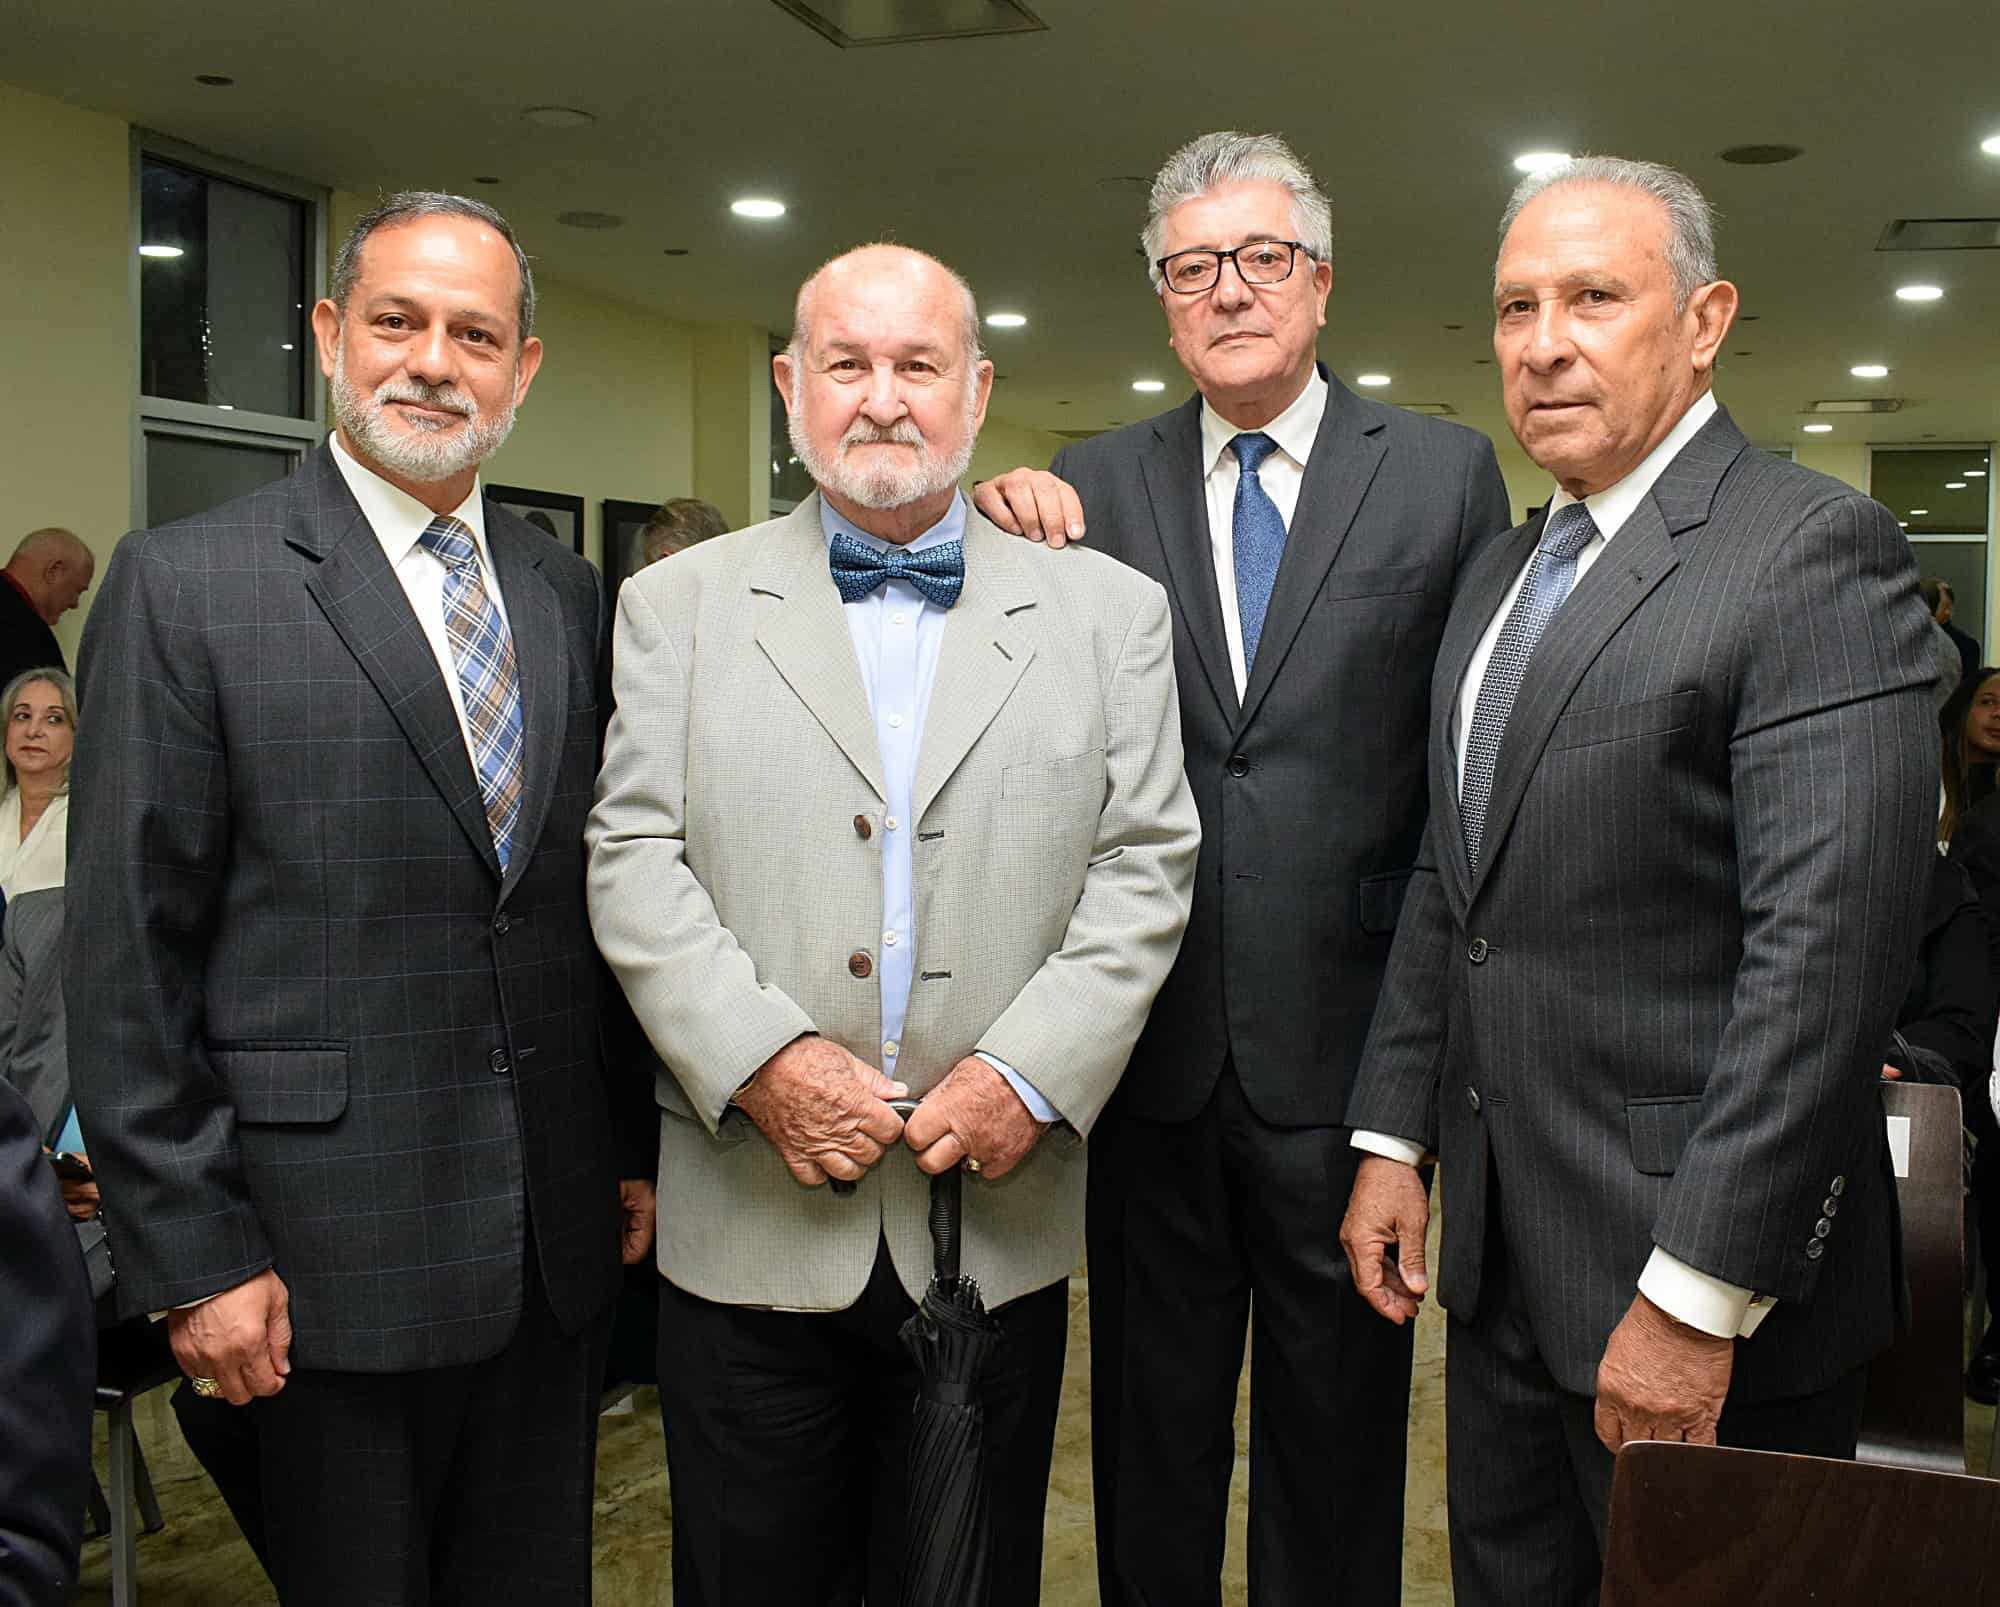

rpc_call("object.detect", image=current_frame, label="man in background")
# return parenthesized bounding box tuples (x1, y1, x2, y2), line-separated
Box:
(1925, 576, 1981, 683)
(637, 497, 728, 568)
(0, 529, 92, 687)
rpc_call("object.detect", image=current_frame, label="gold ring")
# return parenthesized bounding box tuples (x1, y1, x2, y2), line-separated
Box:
(189, 1376, 223, 1399)
(964, 1156, 983, 1174)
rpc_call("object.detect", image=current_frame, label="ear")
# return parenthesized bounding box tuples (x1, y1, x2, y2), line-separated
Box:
(968, 359, 995, 434)
(511, 335, 545, 407)
(771, 352, 797, 418)
(1310, 255, 1333, 329)
(310, 299, 344, 381)
(1686, 278, 1739, 378)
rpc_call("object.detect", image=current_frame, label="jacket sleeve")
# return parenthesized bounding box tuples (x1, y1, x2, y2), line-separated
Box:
(1344, 826, 1451, 1152)
(63, 532, 273, 1316)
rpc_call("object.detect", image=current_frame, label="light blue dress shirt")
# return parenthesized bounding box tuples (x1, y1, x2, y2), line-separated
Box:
(821, 496, 1058, 1124)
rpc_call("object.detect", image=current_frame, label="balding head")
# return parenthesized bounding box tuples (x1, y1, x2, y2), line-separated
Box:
(5, 529, 94, 625)
(787, 245, 983, 387)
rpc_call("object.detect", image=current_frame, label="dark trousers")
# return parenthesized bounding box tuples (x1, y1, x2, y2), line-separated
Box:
(656, 1241, 1069, 1606)
(1446, 1210, 1867, 1607)
(250, 1253, 612, 1607)
(1087, 1062, 1415, 1606)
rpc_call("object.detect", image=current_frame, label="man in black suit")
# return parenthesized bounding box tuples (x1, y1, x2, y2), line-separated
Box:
(1340, 157, 1936, 1606)
(0, 1075, 93, 1607)
(68, 193, 655, 1606)
(975, 130, 1507, 1604)
(1924, 577, 1981, 684)
(0, 529, 91, 689)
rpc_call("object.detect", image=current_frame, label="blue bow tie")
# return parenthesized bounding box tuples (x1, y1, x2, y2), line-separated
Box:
(828, 531, 965, 610)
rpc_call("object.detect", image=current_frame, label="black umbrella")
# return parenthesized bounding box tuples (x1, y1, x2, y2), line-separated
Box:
(898, 1162, 1001, 1607)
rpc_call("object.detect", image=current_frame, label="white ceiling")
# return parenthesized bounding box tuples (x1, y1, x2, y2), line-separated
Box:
(11, 0, 2000, 454)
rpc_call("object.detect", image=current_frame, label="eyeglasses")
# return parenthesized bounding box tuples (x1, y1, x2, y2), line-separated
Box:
(1155, 241, 1311, 295)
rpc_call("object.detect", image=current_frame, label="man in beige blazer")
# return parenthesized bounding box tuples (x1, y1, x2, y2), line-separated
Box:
(586, 244, 1200, 1606)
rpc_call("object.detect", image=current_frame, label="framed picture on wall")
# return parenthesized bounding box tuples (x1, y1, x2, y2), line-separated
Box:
(601, 497, 663, 605)
(486, 484, 585, 555)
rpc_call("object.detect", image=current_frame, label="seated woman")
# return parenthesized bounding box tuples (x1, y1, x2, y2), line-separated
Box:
(0, 668, 74, 901)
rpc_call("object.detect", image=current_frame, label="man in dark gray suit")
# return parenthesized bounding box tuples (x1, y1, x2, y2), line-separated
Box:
(68, 193, 655, 1605)
(1340, 156, 1937, 1605)
(976, 130, 1508, 1604)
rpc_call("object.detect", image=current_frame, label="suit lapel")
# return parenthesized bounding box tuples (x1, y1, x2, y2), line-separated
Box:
(913, 515, 1036, 824)
(484, 506, 566, 895)
(293, 450, 500, 879)
(1235, 372, 1386, 736)
(1137, 397, 1238, 725)
(753, 499, 887, 802)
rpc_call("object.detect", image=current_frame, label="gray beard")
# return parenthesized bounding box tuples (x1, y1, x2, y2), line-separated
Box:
(331, 348, 517, 483)
(789, 400, 976, 512)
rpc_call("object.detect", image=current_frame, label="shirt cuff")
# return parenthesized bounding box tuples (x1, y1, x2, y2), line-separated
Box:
(975, 1052, 1060, 1125)
(1638, 1247, 1777, 1338)
(1350, 1130, 1427, 1167)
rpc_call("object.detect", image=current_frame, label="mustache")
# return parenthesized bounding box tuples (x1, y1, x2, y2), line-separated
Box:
(840, 418, 925, 450)
(374, 378, 478, 420)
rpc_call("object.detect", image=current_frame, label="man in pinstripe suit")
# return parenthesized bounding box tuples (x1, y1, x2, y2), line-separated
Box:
(1341, 157, 1938, 1604)
(67, 194, 655, 1605)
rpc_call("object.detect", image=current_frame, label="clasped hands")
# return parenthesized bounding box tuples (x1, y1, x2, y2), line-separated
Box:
(735, 1034, 1045, 1187)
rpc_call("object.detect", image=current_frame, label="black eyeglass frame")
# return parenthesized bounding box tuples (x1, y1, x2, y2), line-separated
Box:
(1154, 240, 1313, 295)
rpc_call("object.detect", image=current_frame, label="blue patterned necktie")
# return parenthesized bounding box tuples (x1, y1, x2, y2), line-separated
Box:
(417, 515, 526, 871)
(827, 531, 965, 609)
(1230, 432, 1287, 673)
(1459, 501, 1599, 871)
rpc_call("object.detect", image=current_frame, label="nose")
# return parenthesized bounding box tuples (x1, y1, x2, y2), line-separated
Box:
(858, 361, 906, 426)
(406, 320, 457, 386)
(1520, 301, 1575, 374)
(1211, 256, 1256, 311)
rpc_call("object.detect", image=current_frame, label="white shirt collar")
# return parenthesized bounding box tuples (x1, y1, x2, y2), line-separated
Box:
(328, 431, 489, 564)
(1545, 391, 1719, 542)
(1199, 367, 1329, 478)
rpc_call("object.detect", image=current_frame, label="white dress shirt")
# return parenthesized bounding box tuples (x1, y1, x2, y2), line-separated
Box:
(328, 433, 509, 767)
(0, 787, 67, 898)
(821, 496, 1057, 1124)
(1352, 391, 1774, 1340)
(1198, 370, 1328, 699)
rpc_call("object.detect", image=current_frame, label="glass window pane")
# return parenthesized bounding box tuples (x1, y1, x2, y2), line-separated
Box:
(146, 431, 300, 527)
(1872, 448, 1991, 537)
(1910, 540, 1988, 663)
(140, 155, 311, 419)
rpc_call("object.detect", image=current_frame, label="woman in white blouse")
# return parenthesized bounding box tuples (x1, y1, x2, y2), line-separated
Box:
(0, 667, 75, 899)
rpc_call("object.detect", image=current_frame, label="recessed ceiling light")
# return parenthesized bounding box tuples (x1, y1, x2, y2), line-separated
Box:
(1513, 152, 1571, 174)
(985, 312, 1027, 329)
(1801, 423, 1833, 433)
(217, 404, 233, 411)
(731, 198, 786, 219)
(1900, 521, 1909, 528)
(1356, 373, 1392, 387)
(1895, 284, 1944, 302)
(1983, 134, 2000, 156)
(279, 343, 294, 351)
(1910, 508, 1929, 515)
(1967, 469, 1988, 477)
(556, 210, 623, 229)
(194, 73, 235, 87)
(1850, 364, 1890, 378)
(522, 105, 595, 128)
(1132, 379, 1166, 393)
(138, 244, 183, 258)
(1947, 481, 1969, 490)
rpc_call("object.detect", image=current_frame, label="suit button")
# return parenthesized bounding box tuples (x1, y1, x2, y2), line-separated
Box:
(1467, 1086, 1482, 1113)
(493, 913, 510, 936)
(1813, 1218, 1832, 1238)
(848, 950, 873, 979)
(489, 1048, 512, 1075)
(1468, 938, 1489, 964)
(1805, 1239, 1825, 1261)
(853, 814, 872, 841)
(1830, 1175, 1846, 1196)
(1228, 754, 1250, 777)
(1822, 1196, 1839, 1217)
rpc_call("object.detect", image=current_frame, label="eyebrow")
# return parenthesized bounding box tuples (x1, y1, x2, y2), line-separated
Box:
(1170, 231, 1287, 254)
(1494, 271, 1636, 299)
(370, 294, 503, 329)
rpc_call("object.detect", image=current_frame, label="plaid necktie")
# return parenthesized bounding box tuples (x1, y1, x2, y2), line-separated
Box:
(417, 515, 525, 871)
(1459, 502, 1599, 871)
(1230, 432, 1287, 672)
(827, 531, 965, 609)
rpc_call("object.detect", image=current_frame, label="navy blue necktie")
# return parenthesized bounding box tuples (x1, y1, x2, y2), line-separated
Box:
(828, 531, 965, 610)
(1459, 501, 1599, 870)
(1230, 433, 1287, 673)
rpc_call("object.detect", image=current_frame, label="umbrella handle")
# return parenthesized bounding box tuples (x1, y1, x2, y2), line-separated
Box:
(930, 1162, 962, 1285)
(829, 1098, 923, 1197)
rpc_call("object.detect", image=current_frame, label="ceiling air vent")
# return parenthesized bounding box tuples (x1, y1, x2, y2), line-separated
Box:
(771, 0, 1046, 47)
(1807, 398, 1905, 414)
(1876, 218, 2000, 251)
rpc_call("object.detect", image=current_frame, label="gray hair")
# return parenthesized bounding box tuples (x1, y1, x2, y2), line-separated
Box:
(1141, 131, 1334, 292)
(3, 666, 77, 793)
(331, 191, 537, 341)
(1498, 156, 1719, 311)
(785, 244, 984, 397)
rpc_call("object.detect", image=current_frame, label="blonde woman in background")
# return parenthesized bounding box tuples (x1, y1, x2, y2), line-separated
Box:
(0, 668, 75, 898)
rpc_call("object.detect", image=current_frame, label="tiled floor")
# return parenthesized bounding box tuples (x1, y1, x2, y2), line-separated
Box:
(72, 1263, 1996, 1606)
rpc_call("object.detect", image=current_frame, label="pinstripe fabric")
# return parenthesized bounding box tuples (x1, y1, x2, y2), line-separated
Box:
(586, 497, 1200, 1312)
(1347, 407, 1938, 1405)
(64, 446, 643, 1372)
(417, 516, 525, 870)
